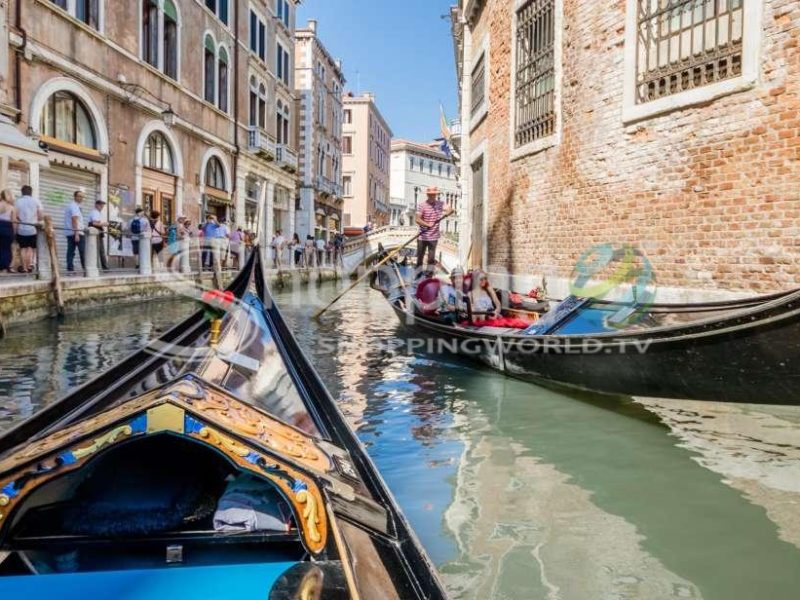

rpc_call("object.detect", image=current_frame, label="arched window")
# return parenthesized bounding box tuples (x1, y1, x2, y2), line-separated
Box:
(143, 132, 175, 173)
(249, 76, 258, 127)
(218, 46, 229, 113)
(163, 0, 178, 79)
(258, 84, 267, 129)
(40, 91, 97, 149)
(205, 156, 226, 191)
(204, 35, 216, 104)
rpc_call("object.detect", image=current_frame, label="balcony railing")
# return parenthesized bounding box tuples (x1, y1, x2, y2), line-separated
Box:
(315, 175, 342, 198)
(276, 145, 298, 173)
(247, 127, 277, 160)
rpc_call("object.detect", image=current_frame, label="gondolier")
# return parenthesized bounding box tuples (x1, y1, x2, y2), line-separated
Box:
(415, 186, 453, 272)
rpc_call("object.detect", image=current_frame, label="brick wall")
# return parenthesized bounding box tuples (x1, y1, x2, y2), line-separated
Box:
(474, 0, 800, 297)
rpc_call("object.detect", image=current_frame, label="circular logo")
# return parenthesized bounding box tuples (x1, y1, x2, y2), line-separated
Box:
(570, 243, 657, 328)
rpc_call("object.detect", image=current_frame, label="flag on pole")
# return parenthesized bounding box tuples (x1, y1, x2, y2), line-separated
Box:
(439, 138, 452, 159)
(440, 103, 452, 142)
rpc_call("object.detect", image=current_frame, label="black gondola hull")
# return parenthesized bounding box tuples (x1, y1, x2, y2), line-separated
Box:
(386, 290, 800, 405)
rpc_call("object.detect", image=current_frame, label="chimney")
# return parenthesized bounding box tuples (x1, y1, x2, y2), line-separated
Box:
(308, 19, 317, 33)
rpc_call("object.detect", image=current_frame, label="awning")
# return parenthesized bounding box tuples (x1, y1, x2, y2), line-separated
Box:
(205, 190, 233, 206)
(0, 116, 49, 166)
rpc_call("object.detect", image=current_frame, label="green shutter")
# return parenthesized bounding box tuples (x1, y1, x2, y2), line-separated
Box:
(164, 0, 178, 22)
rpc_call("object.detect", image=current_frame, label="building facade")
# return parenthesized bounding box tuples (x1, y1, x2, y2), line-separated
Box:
(451, 0, 800, 301)
(0, 0, 300, 263)
(295, 18, 344, 241)
(390, 139, 460, 238)
(341, 92, 392, 229)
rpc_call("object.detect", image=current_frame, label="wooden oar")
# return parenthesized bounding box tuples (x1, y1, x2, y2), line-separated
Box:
(314, 215, 449, 319)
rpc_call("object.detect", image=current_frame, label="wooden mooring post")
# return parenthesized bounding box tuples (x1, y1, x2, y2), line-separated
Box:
(43, 216, 65, 317)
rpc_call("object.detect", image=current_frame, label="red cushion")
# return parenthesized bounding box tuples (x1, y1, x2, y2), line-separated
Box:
(459, 317, 533, 329)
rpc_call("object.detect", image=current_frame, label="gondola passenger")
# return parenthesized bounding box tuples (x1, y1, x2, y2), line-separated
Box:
(471, 270, 501, 322)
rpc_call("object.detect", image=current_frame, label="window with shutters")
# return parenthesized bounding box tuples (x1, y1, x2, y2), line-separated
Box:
(204, 35, 217, 104)
(218, 47, 229, 113)
(470, 52, 486, 122)
(141, 0, 179, 80)
(163, 0, 178, 79)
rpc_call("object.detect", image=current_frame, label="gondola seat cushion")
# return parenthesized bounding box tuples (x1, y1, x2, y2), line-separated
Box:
(460, 317, 533, 329)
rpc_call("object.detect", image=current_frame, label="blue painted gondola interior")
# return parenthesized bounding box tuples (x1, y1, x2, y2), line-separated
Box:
(0, 561, 298, 600)
(522, 296, 646, 336)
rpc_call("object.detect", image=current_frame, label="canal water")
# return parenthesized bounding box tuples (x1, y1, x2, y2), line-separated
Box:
(2, 283, 800, 599)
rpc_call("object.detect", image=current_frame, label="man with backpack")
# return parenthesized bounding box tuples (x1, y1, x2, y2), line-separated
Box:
(129, 208, 150, 268)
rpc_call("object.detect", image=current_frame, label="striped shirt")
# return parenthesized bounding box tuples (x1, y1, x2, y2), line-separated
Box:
(417, 200, 445, 242)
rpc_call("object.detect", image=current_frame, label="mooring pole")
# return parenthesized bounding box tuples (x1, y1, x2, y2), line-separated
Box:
(43, 216, 65, 317)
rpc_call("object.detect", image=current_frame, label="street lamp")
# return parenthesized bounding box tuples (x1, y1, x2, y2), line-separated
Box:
(162, 106, 176, 127)
(120, 79, 178, 127)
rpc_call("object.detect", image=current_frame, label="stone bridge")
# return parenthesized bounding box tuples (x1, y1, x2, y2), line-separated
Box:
(341, 226, 460, 275)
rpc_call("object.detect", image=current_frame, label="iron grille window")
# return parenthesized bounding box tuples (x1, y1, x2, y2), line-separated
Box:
(636, 0, 744, 104)
(471, 54, 486, 118)
(515, 0, 556, 148)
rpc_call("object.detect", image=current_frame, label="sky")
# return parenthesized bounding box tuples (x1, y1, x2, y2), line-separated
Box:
(297, 0, 459, 142)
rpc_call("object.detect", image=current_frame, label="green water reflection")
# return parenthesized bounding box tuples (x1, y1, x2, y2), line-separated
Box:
(274, 282, 800, 600)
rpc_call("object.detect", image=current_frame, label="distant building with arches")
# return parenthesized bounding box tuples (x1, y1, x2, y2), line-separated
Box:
(0, 0, 301, 263)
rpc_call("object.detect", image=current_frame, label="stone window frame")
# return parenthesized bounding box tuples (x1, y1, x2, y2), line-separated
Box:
(508, 0, 564, 162)
(139, 0, 183, 82)
(249, 5, 268, 63)
(469, 35, 490, 133)
(622, 0, 764, 124)
(47, 0, 105, 34)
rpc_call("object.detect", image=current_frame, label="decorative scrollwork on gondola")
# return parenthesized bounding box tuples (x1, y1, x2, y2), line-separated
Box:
(182, 389, 331, 473)
(295, 486, 322, 544)
(71, 425, 134, 460)
(197, 427, 251, 458)
(185, 421, 328, 555)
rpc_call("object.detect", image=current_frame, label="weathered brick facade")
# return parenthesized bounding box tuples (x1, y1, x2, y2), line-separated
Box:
(455, 0, 800, 300)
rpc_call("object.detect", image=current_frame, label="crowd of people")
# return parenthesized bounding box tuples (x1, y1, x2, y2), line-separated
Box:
(270, 230, 345, 270)
(0, 185, 44, 274)
(0, 185, 259, 275)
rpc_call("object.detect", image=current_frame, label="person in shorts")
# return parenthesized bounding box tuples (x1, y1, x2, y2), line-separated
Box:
(14, 185, 42, 273)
